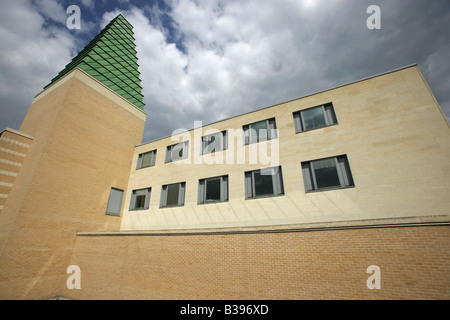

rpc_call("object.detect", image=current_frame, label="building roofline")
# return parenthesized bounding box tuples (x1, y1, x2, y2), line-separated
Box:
(137, 64, 419, 147)
(34, 67, 147, 117)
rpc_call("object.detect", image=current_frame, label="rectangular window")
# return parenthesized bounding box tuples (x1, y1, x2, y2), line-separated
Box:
(245, 166, 284, 199)
(136, 150, 157, 169)
(160, 182, 186, 208)
(293, 103, 337, 133)
(106, 188, 124, 216)
(302, 155, 354, 192)
(198, 175, 229, 204)
(165, 141, 189, 163)
(129, 188, 151, 210)
(201, 131, 228, 155)
(243, 118, 277, 145)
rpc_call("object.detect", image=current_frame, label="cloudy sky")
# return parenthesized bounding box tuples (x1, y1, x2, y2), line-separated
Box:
(0, 0, 449, 143)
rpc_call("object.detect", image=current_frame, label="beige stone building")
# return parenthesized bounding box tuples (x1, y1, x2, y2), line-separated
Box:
(0, 15, 449, 300)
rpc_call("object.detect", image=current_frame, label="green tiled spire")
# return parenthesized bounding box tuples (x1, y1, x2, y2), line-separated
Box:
(45, 14, 145, 110)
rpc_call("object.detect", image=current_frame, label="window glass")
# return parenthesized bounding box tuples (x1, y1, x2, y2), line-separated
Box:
(166, 183, 180, 206)
(313, 158, 340, 189)
(141, 152, 153, 168)
(253, 170, 274, 196)
(251, 120, 269, 143)
(106, 188, 124, 216)
(205, 178, 221, 202)
(302, 107, 327, 130)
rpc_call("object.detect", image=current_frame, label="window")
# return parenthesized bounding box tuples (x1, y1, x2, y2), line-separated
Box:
(136, 150, 157, 169)
(201, 131, 227, 155)
(160, 182, 186, 208)
(245, 166, 284, 199)
(243, 118, 277, 145)
(165, 141, 189, 163)
(301, 155, 354, 192)
(293, 103, 337, 133)
(129, 188, 151, 210)
(106, 188, 124, 216)
(198, 175, 228, 204)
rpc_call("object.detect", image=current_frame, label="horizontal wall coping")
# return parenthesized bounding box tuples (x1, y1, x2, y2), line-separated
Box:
(77, 215, 450, 237)
(0, 128, 34, 140)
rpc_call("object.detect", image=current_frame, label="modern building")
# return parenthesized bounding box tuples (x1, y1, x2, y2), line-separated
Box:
(0, 15, 449, 300)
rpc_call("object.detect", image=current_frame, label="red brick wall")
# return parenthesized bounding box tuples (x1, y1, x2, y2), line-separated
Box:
(64, 224, 450, 300)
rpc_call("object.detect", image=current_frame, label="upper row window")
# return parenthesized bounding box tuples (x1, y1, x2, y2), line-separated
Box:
(243, 118, 277, 145)
(137, 103, 338, 168)
(165, 141, 189, 163)
(136, 150, 156, 169)
(201, 131, 228, 155)
(293, 103, 337, 133)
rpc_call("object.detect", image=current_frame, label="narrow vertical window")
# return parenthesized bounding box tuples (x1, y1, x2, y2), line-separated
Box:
(293, 103, 337, 133)
(198, 175, 229, 204)
(106, 188, 124, 216)
(301, 155, 354, 192)
(245, 166, 284, 199)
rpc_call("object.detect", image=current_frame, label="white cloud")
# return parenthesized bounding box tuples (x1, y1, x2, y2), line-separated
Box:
(0, 0, 76, 130)
(80, 0, 95, 10)
(113, 0, 340, 141)
(1, 0, 449, 142)
(34, 0, 67, 24)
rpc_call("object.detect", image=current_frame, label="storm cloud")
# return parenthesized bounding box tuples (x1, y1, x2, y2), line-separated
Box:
(1, 0, 449, 143)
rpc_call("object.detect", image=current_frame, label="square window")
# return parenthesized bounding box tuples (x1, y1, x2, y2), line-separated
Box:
(198, 175, 229, 204)
(165, 141, 189, 163)
(245, 166, 284, 199)
(129, 188, 151, 210)
(302, 155, 354, 192)
(243, 118, 277, 145)
(293, 103, 337, 133)
(201, 131, 227, 155)
(160, 182, 186, 208)
(136, 150, 156, 169)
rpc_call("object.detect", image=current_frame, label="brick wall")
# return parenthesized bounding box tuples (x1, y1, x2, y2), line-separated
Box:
(0, 69, 146, 300)
(64, 224, 450, 300)
(0, 129, 33, 213)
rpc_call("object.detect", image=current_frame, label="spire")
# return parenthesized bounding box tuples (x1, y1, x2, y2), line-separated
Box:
(44, 14, 145, 110)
